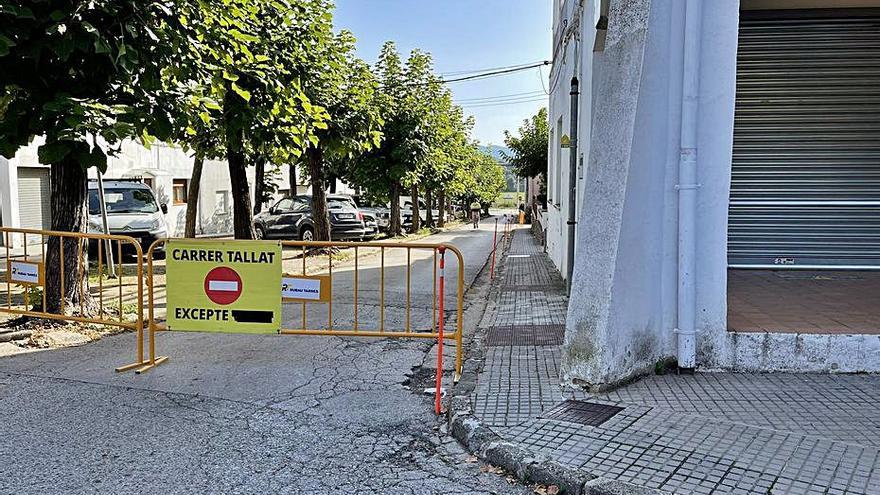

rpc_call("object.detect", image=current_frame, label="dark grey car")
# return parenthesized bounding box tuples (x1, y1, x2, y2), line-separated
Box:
(254, 195, 366, 241)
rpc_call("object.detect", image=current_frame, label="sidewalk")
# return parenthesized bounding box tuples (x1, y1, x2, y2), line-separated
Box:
(457, 228, 880, 495)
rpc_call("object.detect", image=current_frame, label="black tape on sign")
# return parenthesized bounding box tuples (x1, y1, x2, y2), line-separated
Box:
(231, 310, 274, 324)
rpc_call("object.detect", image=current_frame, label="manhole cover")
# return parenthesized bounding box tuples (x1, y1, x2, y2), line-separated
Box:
(542, 400, 624, 426)
(485, 324, 565, 346)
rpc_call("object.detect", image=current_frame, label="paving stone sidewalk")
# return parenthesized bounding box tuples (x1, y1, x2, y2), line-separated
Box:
(473, 228, 880, 495)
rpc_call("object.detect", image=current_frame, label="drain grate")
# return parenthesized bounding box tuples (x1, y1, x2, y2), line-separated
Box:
(485, 324, 565, 346)
(542, 400, 624, 426)
(500, 284, 564, 292)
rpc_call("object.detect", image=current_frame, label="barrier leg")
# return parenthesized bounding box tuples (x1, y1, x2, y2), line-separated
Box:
(435, 246, 446, 415)
(490, 219, 498, 280)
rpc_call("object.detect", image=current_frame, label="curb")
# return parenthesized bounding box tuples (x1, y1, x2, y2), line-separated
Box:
(447, 229, 669, 495)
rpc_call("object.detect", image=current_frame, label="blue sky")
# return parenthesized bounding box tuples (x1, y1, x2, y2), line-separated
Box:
(334, 0, 552, 147)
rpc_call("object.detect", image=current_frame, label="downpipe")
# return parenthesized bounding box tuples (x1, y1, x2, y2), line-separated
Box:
(675, 0, 702, 372)
(566, 76, 580, 295)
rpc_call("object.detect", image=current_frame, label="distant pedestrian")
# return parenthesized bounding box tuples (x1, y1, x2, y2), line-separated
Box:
(470, 200, 481, 228)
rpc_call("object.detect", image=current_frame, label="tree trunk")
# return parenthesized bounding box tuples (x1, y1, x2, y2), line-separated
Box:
(409, 183, 421, 234)
(307, 147, 331, 242)
(253, 155, 266, 215)
(226, 127, 256, 240)
(424, 188, 434, 228)
(437, 189, 446, 227)
(289, 163, 298, 197)
(389, 180, 402, 236)
(184, 152, 203, 238)
(45, 158, 91, 315)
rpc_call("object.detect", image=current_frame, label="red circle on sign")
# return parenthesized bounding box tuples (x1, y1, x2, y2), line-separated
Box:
(204, 266, 243, 305)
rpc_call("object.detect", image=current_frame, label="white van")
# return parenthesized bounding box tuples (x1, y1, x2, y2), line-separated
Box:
(87, 179, 168, 254)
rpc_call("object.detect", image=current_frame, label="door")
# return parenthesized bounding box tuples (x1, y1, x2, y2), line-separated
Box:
(17, 167, 51, 242)
(729, 11, 880, 268)
(266, 197, 308, 238)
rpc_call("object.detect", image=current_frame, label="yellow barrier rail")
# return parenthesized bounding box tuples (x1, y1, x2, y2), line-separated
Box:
(137, 238, 465, 378)
(0, 227, 148, 372)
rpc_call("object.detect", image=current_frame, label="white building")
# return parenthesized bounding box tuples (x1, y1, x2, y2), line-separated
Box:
(549, 0, 880, 389)
(0, 140, 255, 249)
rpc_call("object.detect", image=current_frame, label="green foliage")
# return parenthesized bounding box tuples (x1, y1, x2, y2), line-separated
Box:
(461, 148, 507, 204)
(170, 0, 331, 163)
(344, 42, 429, 200)
(503, 107, 549, 178)
(0, 1, 177, 169)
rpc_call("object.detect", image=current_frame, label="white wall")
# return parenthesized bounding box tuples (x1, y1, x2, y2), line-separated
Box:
(0, 139, 48, 248)
(1, 139, 257, 243)
(92, 141, 252, 237)
(562, 0, 741, 389)
(546, 0, 600, 280)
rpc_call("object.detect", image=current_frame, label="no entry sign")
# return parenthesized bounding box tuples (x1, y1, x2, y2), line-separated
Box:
(204, 267, 243, 305)
(166, 239, 281, 333)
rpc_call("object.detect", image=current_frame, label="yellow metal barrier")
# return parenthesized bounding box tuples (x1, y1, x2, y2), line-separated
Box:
(0, 227, 148, 372)
(137, 239, 465, 377)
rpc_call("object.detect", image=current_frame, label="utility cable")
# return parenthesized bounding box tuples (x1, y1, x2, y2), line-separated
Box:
(454, 90, 546, 104)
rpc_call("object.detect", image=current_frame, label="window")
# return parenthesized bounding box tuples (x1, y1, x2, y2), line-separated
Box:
(216, 191, 229, 214)
(88, 188, 159, 215)
(272, 197, 309, 213)
(173, 179, 188, 204)
(143, 178, 154, 190)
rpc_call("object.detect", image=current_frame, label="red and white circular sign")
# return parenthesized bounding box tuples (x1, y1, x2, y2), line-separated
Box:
(204, 266, 243, 305)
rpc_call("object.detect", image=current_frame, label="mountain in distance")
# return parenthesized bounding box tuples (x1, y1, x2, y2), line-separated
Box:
(478, 144, 511, 164)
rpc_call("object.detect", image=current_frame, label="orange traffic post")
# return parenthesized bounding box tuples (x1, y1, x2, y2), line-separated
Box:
(490, 218, 498, 279)
(435, 246, 446, 415)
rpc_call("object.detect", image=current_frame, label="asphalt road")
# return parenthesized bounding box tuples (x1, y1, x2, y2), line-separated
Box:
(0, 216, 530, 494)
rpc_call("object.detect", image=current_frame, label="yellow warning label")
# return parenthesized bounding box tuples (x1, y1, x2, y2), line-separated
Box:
(165, 239, 281, 334)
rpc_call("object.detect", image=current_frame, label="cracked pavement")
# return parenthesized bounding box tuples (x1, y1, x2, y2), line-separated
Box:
(0, 218, 531, 494)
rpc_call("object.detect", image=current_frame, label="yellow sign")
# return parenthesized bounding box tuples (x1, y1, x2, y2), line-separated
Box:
(7, 260, 43, 286)
(282, 274, 331, 302)
(560, 134, 571, 148)
(166, 239, 281, 333)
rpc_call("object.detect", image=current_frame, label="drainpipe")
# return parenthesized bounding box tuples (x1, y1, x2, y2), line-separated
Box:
(676, 0, 702, 371)
(566, 76, 580, 295)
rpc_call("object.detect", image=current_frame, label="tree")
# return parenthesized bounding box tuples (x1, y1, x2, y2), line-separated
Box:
(175, 0, 330, 239)
(449, 146, 506, 211)
(346, 43, 413, 236)
(0, 1, 178, 313)
(297, 29, 382, 241)
(503, 107, 549, 178)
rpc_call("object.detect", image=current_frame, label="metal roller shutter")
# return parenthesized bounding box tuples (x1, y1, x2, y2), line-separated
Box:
(17, 167, 51, 234)
(729, 12, 880, 268)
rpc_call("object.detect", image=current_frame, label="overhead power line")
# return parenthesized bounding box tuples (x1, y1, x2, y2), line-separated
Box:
(439, 61, 551, 84)
(454, 90, 546, 104)
(439, 61, 550, 77)
(459, 96, 548, 109)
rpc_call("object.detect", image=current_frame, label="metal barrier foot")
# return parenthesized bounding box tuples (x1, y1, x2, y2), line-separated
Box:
(134, 356, 169, 374)
(114, 360, 153, 373)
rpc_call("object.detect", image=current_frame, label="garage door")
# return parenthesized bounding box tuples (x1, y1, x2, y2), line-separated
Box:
(729, 12, 880, 268)
(17, 167, 51, 234)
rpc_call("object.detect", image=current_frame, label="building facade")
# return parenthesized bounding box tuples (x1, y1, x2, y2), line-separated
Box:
(550, 0, 880, 389)
(0, 140, 258, 248)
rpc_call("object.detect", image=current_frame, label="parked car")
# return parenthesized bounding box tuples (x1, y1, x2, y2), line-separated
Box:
(328, 194, 378, 240)
(86, 179, 168, 255)
(400, 196, 440, 228)
(351, 194, 391, 232)
(254, 195, 365, 241)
